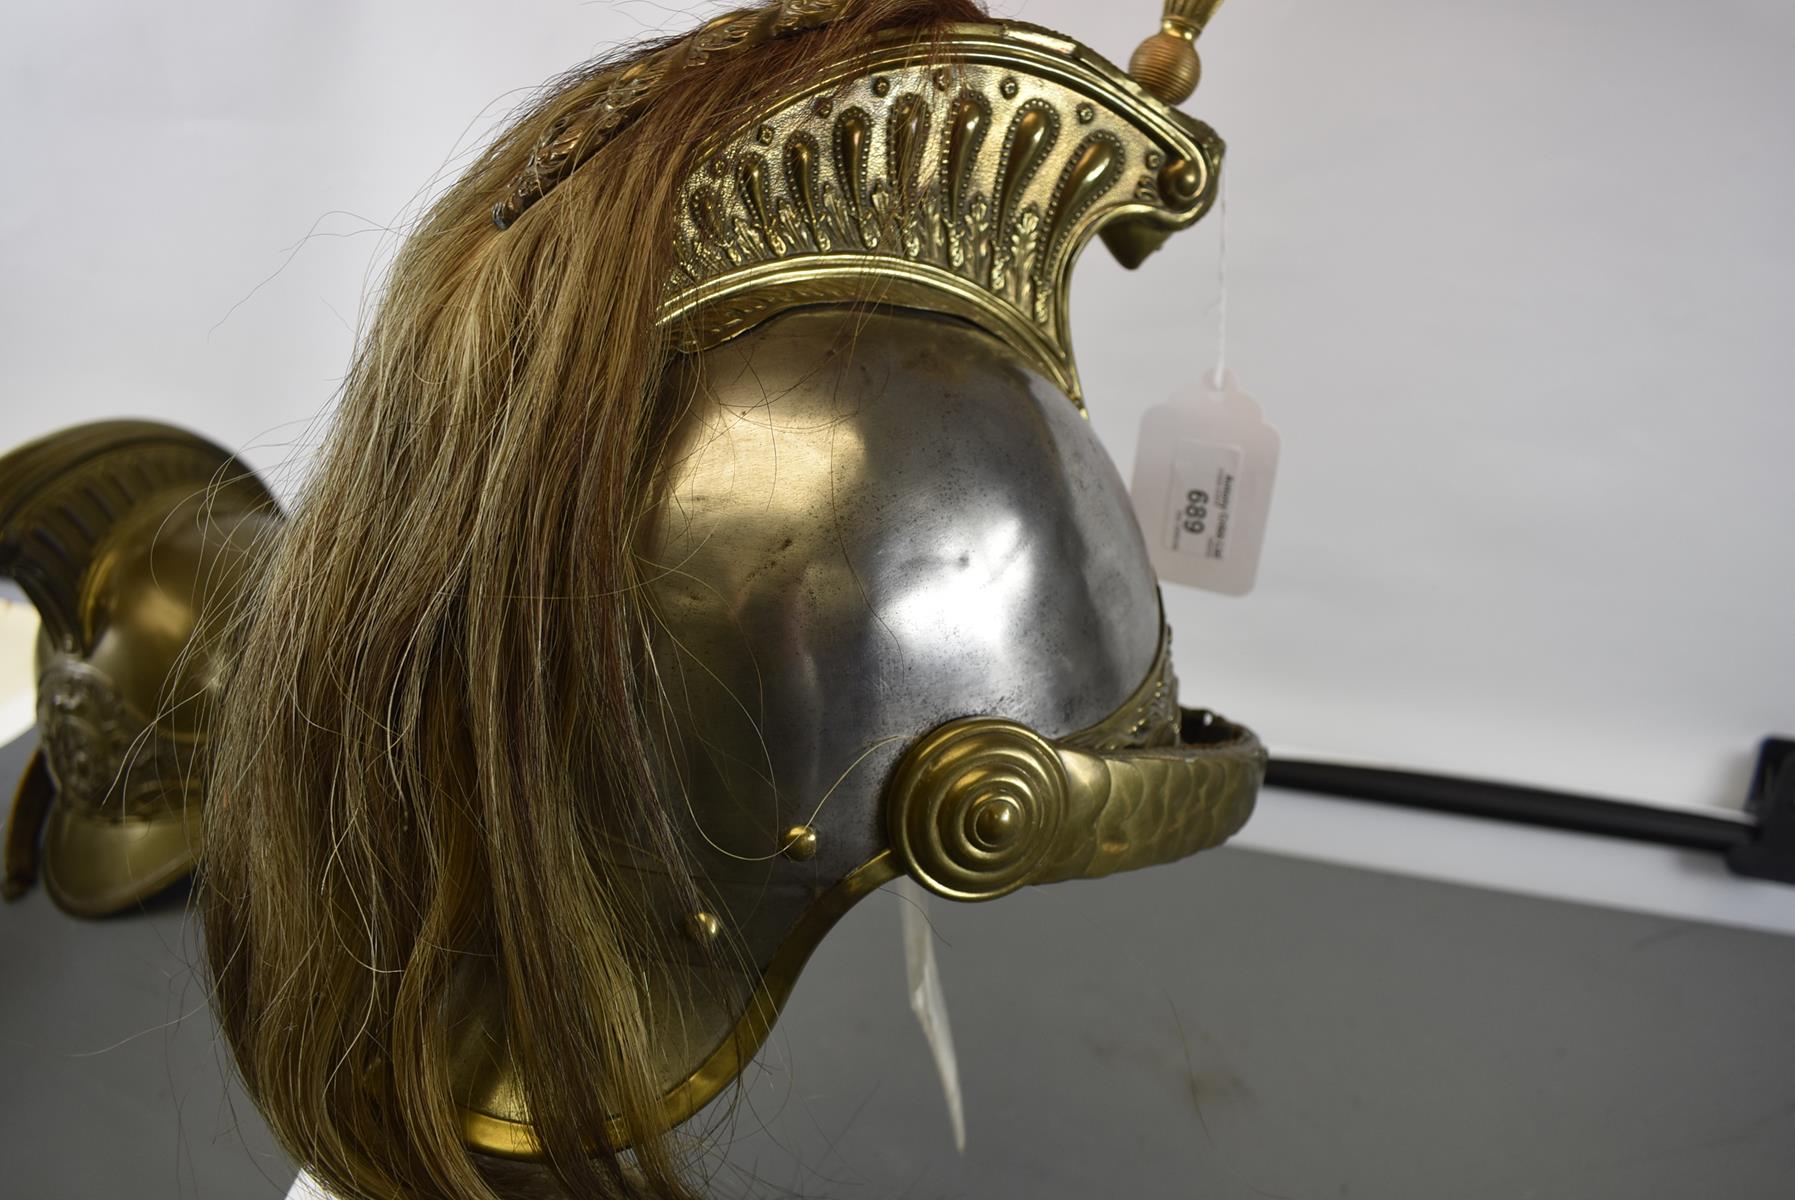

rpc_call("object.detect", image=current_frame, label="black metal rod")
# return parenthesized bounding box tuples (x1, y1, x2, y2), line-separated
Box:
(1264, 758, 1754, 855)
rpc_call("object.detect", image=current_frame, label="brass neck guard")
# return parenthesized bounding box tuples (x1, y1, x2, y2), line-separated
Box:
(659, 22, 1224, 405)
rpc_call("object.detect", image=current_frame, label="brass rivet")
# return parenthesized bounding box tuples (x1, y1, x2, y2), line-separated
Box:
(932, 67, 951, 91)
(1158, 157, 1204, 207)
(872, 76, 891, 97)
(685, 910, 722, 945)
(757, 123, 775, 145)
(782, 825, 820, 862)
(813, 95, 833, 117)
(1076, 103, 1095, 124)
(971, 797, 1023, 849)
(999, 76, 1019, 99)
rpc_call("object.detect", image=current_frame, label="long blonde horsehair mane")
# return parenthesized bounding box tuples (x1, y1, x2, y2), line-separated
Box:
(200, 4, 986, 1199)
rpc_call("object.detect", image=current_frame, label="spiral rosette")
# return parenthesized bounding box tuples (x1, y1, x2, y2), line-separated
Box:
(887, 718, 1070, 901)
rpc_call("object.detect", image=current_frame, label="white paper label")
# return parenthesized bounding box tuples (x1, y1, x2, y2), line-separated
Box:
(1129, 371, 1279, 595)
(1165, 439, 1244, 561)
(898, 876, 966, 1151)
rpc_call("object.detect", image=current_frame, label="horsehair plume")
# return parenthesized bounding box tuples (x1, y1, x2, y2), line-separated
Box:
(200, 3, 985, 1200)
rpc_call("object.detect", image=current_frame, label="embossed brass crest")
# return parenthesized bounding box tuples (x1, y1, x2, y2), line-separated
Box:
(660, 24, 1224, 404)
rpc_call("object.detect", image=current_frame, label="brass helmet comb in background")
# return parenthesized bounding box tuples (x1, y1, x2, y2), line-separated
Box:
(1, 423, 277, 915)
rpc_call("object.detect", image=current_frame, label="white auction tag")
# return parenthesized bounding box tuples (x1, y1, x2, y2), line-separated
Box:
(1129, 370, 1279, 595)
(284, 1170, 333, 1200)
(897, 875, 966, 1152)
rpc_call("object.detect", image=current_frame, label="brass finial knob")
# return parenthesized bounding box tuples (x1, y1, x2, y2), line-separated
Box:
(1129, 0, 1228, 105)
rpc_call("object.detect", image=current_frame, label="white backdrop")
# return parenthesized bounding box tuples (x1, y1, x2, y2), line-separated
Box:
(3, 0, 1792, 929)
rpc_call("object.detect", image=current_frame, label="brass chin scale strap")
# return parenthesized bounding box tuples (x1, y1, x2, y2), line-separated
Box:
(887, 707, 1263, 901)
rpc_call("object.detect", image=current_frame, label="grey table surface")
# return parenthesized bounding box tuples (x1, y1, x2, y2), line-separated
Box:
(4, 726, 1794, 1200)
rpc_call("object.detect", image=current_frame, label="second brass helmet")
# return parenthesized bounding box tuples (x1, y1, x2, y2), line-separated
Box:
(1, 422, 276, 916)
